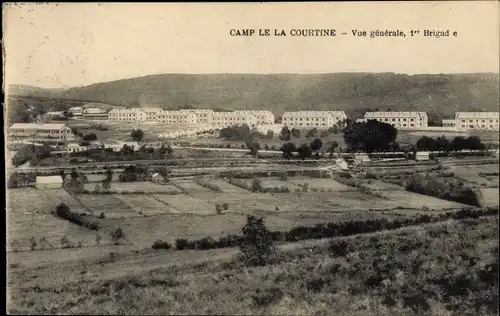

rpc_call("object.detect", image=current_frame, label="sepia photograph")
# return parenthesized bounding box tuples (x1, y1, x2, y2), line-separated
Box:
(3, 2, 500, 315)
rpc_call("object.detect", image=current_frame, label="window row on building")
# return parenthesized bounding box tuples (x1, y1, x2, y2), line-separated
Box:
(107, 108, 275, 127)
(356, 112, 429, 129)
(8, 123, 75, 142)
(441, 112, 500, 130)
(281, 111, 348, 128)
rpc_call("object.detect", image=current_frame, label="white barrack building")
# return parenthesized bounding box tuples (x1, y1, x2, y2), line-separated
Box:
(8, 123, 75, 142)
(358, 112, 428, 129)
(281, 111, 347, 128)
(453, 112, 499, 130)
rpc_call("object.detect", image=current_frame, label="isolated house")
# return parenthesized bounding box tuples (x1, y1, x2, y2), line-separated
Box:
(151, 173, 164, 183)
(415, 151, 430, 161)
(35, 175, 63, 189)
(335, 158, 349, 171)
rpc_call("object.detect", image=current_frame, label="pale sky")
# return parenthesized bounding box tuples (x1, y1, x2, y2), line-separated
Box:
(3, 2, 499, 89)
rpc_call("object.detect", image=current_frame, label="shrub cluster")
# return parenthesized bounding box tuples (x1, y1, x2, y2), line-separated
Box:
(195, 178, 222, 192)
(78, 190, 180, 195)
(405, 174, 483, 206)
(167, 207, 497, 251)
(54, 203, 99, 230)
(151, 240, 172, 249)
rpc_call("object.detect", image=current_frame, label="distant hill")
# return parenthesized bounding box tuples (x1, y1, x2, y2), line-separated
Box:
(8, 73, 500, 123)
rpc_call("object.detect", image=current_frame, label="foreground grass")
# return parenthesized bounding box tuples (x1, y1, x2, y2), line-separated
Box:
(8, 216, 499, 315)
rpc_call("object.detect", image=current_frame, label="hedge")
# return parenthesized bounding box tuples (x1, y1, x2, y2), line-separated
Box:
(163, 207, 497, 251)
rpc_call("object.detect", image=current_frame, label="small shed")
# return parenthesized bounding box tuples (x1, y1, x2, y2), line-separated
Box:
(151, 173, 164, 183)
(354, 153, 371, 164)
(415, 151, 430, 161)
(335, 158, 349, 171)
(35, 175, 63, 190)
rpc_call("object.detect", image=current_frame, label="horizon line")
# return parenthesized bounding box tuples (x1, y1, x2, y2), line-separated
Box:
(8, 71, 500, 90)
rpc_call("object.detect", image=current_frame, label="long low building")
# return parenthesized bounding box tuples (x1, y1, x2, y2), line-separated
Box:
(357, 111, 428, 129)
(445, 112, 500, 130)
(8, 123, 75, 142)
(281, 111, 347, 128)
(107, 107, 274, 126)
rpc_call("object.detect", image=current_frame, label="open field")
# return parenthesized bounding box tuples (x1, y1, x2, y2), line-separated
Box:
(7, 189, 110, 251)
(378, 190, 468, 210)
(208, 178, 250, 193)
(151, 194, 216, 215)
(6, 170, 475, 256)
(114, 195, 172, 216)
(7, 216, 499, 315)
(359, 179, 405, 191)
(479, 188, 500, 208)
(170, 179, 214, 192)
(75, 195, 138, 218)
(452, 164, 499, 188)
(288, 177, 356, 192)
(84, 182, 183, 194)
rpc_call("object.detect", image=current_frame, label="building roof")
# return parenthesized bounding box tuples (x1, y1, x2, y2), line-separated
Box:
(212, 111, 257, 118)
(36, 175, 63, 184)
(159, 110, 195, 116)
(282, 111, 346, 117)
(455, 112, 500, 119)
(9, 123, 69, 130)
(364, 112, 427, 118)
(109, 108, 147, 114)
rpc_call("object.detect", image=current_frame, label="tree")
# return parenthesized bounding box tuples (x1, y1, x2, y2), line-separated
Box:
(279, 126, 291, 141)
(83, 133, 97, 141)
(436, 136, 451, 154)
(305, 128, 318, 138)
(11, 144, 51, 167)
(245, 136, 260, 157)
(130, 129, 144, 142)
(310, 138, 323, 158)
(466, 136, 485, 151)
(158, 166, 171, 182)
(452, 136, 467, 152)
(291, 128, 301, 138)
(280, 142, 297, 160)
(159, 144, 173, 156)
(238, 216, 277, 266)
(219, 124, 251, 140)
(416, 136, 437, 151)
(297, 143, 313, 160)
(102, 168, 113, 191)
(251, 178, 263, 192)
(110, 228, 125, 245)
(122, 144, 134, 155)
(324, 141, 339, 158)
(343, 120, 398, 153)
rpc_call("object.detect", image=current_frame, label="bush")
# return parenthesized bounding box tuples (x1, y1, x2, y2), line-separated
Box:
(175, 238, 189, 250)
(54, 203, 99, 230)
(251, 178, 263, 192)
(216, 204, 223, 214)
(195, 178, 222, 192)
(110, 228, 125, 245)
(302, 183, 310, 192)
(152, 240, 172, 250)
(405, 174, 482, 206)
(238, 216, 278, 266)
